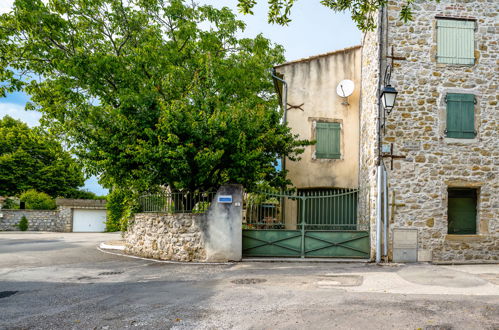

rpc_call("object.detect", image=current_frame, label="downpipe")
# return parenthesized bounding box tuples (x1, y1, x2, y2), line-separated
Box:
(271, 67, 288, 173)
(376, 165, 383, 263)
(271, 68, 288, 125)
(383, 165, 389, 258)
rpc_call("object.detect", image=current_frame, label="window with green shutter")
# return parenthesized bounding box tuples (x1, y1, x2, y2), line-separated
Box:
(316, 122, 340, 159)
(446, 93, 476, 139)
(437, 18, 475, 65)
(448, 188, 477, 235)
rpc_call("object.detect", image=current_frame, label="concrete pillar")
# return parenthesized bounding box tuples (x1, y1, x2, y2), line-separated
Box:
(203, 185, 243, 262)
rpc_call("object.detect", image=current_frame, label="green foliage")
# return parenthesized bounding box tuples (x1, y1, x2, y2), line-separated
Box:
(2, 197, 19, 209)
(0, 116, 85, 197)
(106, 189, 137, 232)
(192, 201, 210, 214)
(237, 0, 436, 31)
(0, 0, 309, 194)
(18, 216, 29, 231)
(106, 190, 125, 232)
(20, 189, 56, 210)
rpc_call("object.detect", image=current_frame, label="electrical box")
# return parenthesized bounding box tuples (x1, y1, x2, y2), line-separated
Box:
(392, 228, 418, 263)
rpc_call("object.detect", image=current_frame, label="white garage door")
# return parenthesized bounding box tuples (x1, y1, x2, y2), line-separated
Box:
(72, 209, 107, 232)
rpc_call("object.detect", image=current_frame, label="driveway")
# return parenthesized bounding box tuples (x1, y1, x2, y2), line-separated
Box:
(0, 232, 498, 329)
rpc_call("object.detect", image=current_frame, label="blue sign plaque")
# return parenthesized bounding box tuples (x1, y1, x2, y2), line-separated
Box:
(217, 195, 233, 203)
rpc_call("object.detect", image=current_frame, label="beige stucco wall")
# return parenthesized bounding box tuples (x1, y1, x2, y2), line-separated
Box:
(276, 46, 361, 189)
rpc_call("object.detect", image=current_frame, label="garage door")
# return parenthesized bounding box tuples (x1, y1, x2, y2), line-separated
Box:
(72, 209, 107, 232)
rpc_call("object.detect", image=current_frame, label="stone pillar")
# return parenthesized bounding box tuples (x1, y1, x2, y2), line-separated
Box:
(203, 185, 243, 262)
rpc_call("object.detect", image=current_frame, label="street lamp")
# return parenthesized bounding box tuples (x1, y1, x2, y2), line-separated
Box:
(380, 84, 398, 114)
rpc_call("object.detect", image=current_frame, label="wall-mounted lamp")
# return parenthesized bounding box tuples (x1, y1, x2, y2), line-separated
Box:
(380, 84, 398, 114)
(380, 65, 398, 114)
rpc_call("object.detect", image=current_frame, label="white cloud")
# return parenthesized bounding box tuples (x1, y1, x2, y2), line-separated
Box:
(0, 103, 41, 127)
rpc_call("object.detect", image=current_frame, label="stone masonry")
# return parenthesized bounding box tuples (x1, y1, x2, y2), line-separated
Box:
(0, 209, 60, 231)
(125, 213, 207, 262)
(124, 185, 243, 262)
(361, 0, 498, 262)
(0, 198, 107, 232)
(360, 21, 382, 259)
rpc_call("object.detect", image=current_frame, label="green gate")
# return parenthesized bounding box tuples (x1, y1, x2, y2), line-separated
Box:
(242, 189, 370, 258)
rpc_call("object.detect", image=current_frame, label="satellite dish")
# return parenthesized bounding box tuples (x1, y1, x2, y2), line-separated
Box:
(336, 79, 355, 99)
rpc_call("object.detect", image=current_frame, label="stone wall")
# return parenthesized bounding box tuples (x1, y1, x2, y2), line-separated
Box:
(359, 16, 382, 259)
(125, 213, 207, 261)
(0, 209, 61, 231)
(379, 0, 498, 262)
(0, 198, 107, 232)
(125, 185, 243, 262)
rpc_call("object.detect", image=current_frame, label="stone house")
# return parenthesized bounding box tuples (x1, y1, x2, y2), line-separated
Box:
(274, 0, 497, 263)
(360, 0, 498, 262)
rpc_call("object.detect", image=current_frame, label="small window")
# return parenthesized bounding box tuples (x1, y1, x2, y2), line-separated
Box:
(437, 18, 475, 65)
(446, 93, 475, 139)
(448, 188, 477, 235)
(316, 122, 340, 159)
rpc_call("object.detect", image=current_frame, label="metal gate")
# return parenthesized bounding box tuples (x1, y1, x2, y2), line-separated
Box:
(242, 189, 370, 258)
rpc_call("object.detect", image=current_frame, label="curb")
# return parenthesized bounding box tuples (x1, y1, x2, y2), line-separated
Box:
(96, 246, 234, 265)
(242, 257, 370, 263)
(99, 242, 125, 251)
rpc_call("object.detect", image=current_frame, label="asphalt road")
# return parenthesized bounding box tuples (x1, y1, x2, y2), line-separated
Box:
(0, 232, 498, 330)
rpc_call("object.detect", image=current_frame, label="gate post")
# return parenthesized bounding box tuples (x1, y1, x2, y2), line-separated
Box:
(300, 195, 306, 258)
(203, 185, 243, 262)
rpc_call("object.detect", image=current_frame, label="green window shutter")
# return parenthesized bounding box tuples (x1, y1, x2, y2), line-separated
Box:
(316, 122, 340, 159)
(437, 19, 475, 65)
(446, 93, 475, 139)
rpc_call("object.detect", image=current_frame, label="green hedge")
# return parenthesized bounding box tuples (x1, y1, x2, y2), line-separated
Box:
(20, 189, 56, 210)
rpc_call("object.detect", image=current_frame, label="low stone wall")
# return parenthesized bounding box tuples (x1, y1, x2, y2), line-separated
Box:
(0, 198, 107, 232)
(433, 236, 498, 263)
(0, 209, 60, 231)
(125, 185, 243, 262)
(125, 213, 207, 261)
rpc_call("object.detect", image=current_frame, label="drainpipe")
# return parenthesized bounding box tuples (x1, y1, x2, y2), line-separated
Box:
(383, 164, 388, 258)
(271, 68, 288, 172)
(376, 165, 383, 263)
(271, 68, 288, 125)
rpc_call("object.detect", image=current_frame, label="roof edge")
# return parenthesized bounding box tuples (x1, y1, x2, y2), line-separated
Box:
(275, 45, 362, 69)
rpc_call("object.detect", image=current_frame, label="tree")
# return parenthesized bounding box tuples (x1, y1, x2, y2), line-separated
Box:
(18, 215, 29, 231)
(0, 116, 85, 197)
(0, 0, 308, 194)
(237, 0, 425, 31)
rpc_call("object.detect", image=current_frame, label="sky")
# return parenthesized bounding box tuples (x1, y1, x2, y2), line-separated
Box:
(0, 0, 361, 195)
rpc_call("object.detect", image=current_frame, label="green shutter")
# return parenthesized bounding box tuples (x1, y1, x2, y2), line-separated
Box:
(316, 122, 340, 159)
(437, 19, 475, 65)
(446, 93, 475, 139)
